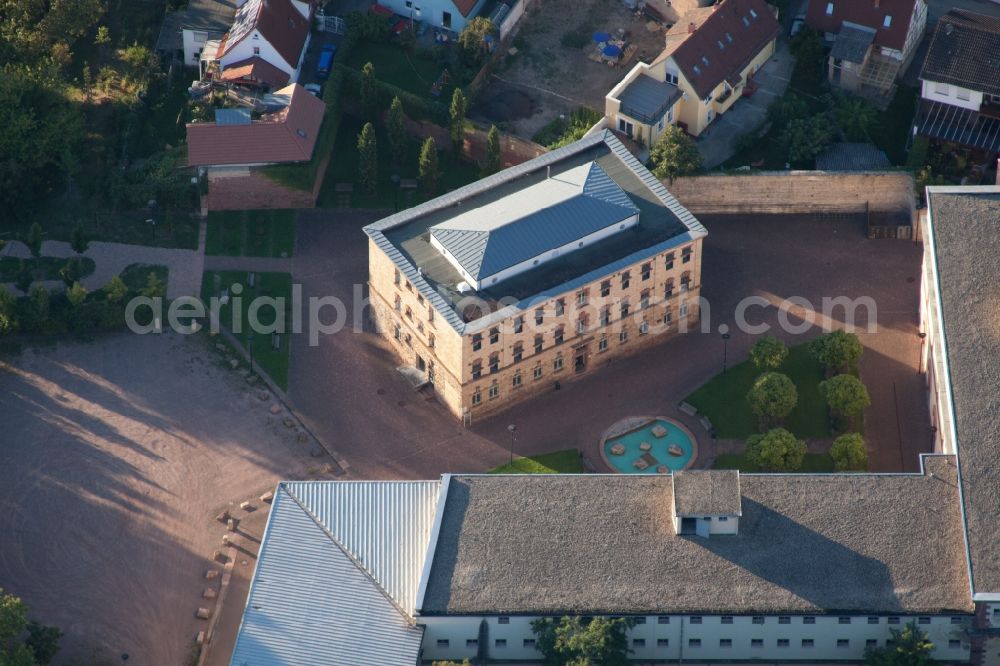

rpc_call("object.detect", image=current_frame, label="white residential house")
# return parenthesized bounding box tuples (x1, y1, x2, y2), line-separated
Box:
(215, 0, 313, 88)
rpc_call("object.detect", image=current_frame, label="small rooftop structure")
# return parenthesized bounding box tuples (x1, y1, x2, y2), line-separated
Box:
(830, 23, 876, 64)
(672, 469, 741, 516)
(616, 75, 683, 125)
(186, 83, 325, 167)
(816, 142, 891, 171)
(428, 161, 640, 289)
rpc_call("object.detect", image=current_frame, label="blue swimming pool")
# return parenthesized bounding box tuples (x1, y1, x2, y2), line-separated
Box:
(603, 418, 696, 474)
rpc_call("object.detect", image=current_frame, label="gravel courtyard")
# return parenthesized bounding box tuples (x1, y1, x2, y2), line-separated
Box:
(0, 332, 330, 664)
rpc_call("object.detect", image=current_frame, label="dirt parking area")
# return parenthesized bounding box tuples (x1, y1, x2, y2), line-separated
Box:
(0, 333, 336, 665)
(476, 0, 667, 139)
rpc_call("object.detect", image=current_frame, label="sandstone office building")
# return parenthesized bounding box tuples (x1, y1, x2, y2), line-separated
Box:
(364, 131, 707, 420)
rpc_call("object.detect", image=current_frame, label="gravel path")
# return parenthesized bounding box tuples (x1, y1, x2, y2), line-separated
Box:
(1, 235, 204, 300)
(0, 332, 331, 664)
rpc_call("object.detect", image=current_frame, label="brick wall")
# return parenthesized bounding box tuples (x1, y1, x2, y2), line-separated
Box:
(667, 172, 916, 221)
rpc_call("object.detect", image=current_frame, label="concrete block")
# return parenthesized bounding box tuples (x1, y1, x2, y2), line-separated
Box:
(260, 491, 275, 503)
(205, 569, 220, 580)
(202, 587, 217, 600)
(283, 418, 296, 428)
(227, 518, 237, 532)
(196, 607, 211, 620)
(196, 631, 206, 645)
(269, 403, 282, 414)
(216, 510, 231, 524)
(240, 501, 252, 511)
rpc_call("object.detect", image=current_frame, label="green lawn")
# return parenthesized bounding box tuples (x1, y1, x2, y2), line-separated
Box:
(205, 210, 296, 258)
(489, 449, 585, 474)
(200, 270, 293, 390)
(712, 452, 835, 473)
(685, 343, 831, 440)
(0, 256, 96, 282)
(317, 114, 480, 208)
(345, 41, 457, 100)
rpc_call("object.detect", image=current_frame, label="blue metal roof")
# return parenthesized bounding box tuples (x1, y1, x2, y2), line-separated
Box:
(230, 482, 440, 666)
(429, 162, 639, 281)
(215, 107, 252, 125)
(617, 75, 682, 125)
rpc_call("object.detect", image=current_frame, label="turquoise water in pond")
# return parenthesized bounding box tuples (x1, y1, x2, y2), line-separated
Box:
(604, 419, 695, 474)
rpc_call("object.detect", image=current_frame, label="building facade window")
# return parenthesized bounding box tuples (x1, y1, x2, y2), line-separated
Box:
(554, 355, 564, 371)
(665, 253, 675, 270)
(513, 343, 523, 363)
(488, 383, 499, 399)
(489, 353, 499, 374)
(598, 336, 608, 352)
(394, 269, 400, 285)
(621, 271, 631, 289)
(534, 335, 544, 354)
(690, 616, 702, 624)
(688, 638, 701, 647)
(721, 616, 733, 624)
(839, 617, 851, 624)
(949, 640, 961, 649)
(437, 639, 449, 648)
(751, 639, 763, 647)
(394, 295, 401, 311)
(641, 263, 651, 280)
(601, 280, 611, 297)
(555, 299, 565, 316)
(657, 638, 670, 647)
(600, 307, 611, 326)
(657, 616, 670, 624)
(720, 638, 732, 647)
(752, 616, 764, 625)
(665, 280, 675, 298)
(867, 639, 878, 648)
(513, 316, 523, 333)
(619, 329, 628, 343)
(533, 365, 543, 380)
(803, 616, 816, 624)
(512, 372, 522, 388)
(682, 247, 692, 263)
(577, 289, 588, 306)
(535, 308, 544, 325)
(802, 639, 814, 647)
(620, 300, 630, 318)
(472, 333, 482, 351)
(639, 320, 649, 335)
(837, 639, 850, 648)
(495, 639, 506, 648)
(471, 389, 481, 405)
(778, 639, 790, 647)
(664, 309, 673, 324)
(524, 639, 536, 648)
(918, 617, 931, 625)
(489, 327, 499, 344)
(633, 639, 646, 648)
(554, 327, 564, 345)
(779, 617, 790, 624)
(472, 361, 482, 380)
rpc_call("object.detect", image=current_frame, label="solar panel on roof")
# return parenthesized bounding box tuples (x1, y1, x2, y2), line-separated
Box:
(214, 107, 252, 125)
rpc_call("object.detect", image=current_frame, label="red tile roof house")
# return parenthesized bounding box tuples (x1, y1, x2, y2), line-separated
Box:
(186, 82, 326, 210)
(213, 0, 315, 89)
(806, 0, 927, 98)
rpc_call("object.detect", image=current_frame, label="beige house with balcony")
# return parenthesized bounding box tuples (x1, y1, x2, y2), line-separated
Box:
(605, 0, 780, 145)
(364, 130, 707, 421)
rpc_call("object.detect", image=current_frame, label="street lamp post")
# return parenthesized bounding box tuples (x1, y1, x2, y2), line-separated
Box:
(917, 331, 927, 375)
(721, 332, 731, 374)
(507, 424, 517, 465)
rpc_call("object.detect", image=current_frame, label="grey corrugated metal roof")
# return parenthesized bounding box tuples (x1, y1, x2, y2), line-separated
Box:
(617, 75, 683, 124)
(815, 142, 890, 171)
(363, 130, 706, 335)
(918, 101, 1000, 153)
(230, 481, 440, 666)
(830, 24, 875, 64)
(429, 162, 639, 281)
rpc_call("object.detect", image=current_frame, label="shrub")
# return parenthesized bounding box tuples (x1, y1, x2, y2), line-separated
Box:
(831, 433, 868, 471)
(649, 125, 702, 184)
(745, 427, 807, 472)
(749, 334, 788, 370)
(531, 108, 602, 149)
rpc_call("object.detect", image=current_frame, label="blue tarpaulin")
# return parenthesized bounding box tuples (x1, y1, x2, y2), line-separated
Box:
(593, 31, 612, 43)
(602, 44, 622, 57)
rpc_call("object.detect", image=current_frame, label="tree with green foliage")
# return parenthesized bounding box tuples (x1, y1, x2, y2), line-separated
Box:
(141, 272, 166, 299)
(23, 285, 50, 332)
(819, 373, 870, 422)
(449, 88, 468, 154)
(66, 282, 87, 308)
(767, 92, 808, 127)
(0, 288, 17, 336)
(834, 95, 878, 142)
(457, 17, 495, 66)
(59, 257, 86, 288)
(15, 267, 33, 295)
(484, 125, 501, 175)
(361, 61, 378, 122)
(810, 330, 864, 373)
(831, 433, 868, 471)
(24, 223, 43, 259)
(387, 96, 408, 165)
(745, 427, 807, 472)
(94, 25, 111, 45)
(864, 621, 934, 666)
(749, 334, 787, 370)
(70, 224, 89, 255)
(532, 615, 633, 666)
(790, 27, 823, 70)
(104, 275, 128, 303)
(418, 137, 440, 194)
(782, 114, 833, 165)
(357, 122, 378, 195)
(649, 125, 702, 184)
(747, 371, 798, 427)
(0, 588, 62, 665)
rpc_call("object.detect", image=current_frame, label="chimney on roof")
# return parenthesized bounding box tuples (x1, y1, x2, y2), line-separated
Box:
(688, 22, 697, 33)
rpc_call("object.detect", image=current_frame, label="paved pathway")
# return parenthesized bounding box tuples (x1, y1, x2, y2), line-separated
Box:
(1, 237, 204, 300)
(697, 39, 795, 168)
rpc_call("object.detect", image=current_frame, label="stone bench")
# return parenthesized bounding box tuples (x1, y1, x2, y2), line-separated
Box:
(679, 401, 698, 417)
(699, 416, 713, 432)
